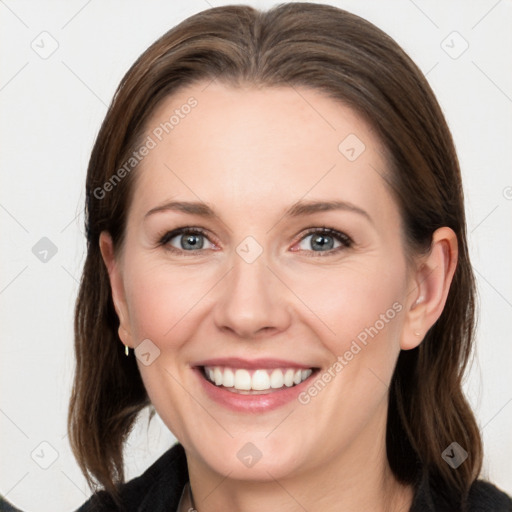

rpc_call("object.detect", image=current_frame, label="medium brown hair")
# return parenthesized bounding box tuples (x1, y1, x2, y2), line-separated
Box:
(69, 2, 482, 508)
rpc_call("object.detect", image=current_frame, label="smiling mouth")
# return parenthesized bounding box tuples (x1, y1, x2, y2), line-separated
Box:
(199, 365, 319, 394)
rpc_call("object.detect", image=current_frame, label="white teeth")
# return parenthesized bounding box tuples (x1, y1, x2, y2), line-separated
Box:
(270, 369, 284, 388)
(252, 369, 270, 390)
(284, 369, 294, 387)
(234, 369, 251, 390)
(203, 366, 313, 391)
(223, 368, 235, 387)
(214, 367, 223, 386)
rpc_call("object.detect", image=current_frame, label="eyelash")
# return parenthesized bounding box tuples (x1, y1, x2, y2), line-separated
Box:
(157, 226, 354, 257)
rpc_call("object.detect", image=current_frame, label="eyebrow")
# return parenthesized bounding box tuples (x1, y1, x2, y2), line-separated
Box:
(144, 199, 373, 225)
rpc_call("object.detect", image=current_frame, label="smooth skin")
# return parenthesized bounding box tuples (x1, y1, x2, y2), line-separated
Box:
(100, 81, 457, 512)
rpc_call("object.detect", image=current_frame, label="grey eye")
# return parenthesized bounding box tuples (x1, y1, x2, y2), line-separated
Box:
(298, 233, 341, 252)
(168, 232, 213, 251)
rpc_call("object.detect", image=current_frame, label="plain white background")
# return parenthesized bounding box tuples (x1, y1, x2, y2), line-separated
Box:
(1, 0, 511, 510)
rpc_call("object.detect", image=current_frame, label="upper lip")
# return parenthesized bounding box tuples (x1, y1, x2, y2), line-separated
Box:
(192, 357, 318, 369)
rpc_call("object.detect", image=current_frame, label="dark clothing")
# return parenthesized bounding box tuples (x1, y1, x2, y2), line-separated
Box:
(74, 442, 512, 512)
(3, 443, 511, 511)
(0, 498, 22, 512)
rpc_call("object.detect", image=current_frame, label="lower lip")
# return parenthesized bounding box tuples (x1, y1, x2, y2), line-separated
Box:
(193, 367, 319, 413)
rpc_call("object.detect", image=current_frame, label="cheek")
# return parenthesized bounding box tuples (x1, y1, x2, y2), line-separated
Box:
(123, 256, 215, 344)
(122, 258, 211, 437)
(289, 257, 405, 348)
(291, 261, 405, 424)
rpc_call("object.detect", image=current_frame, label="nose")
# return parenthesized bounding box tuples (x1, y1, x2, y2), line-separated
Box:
(213, 252, 292, 339)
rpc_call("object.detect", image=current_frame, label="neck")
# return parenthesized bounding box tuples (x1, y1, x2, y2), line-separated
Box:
(184, 402, 414, 512)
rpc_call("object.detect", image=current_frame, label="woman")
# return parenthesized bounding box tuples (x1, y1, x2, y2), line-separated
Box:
(66, 3, 512, 511)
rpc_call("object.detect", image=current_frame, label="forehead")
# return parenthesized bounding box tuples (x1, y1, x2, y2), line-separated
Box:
(129, 81, 397, 227)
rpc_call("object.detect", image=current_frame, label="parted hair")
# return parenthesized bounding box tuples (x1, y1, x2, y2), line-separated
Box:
(68, 3, 482, 508)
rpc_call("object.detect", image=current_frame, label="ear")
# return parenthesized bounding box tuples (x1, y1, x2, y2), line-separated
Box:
(99, 231, 134, 349)
(400, 227, 458, 350)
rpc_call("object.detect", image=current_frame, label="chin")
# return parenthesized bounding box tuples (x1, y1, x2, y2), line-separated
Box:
(187, 432, 309, 480)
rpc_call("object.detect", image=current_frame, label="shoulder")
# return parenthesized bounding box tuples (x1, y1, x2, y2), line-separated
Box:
(76, 442, 189, 512)
(466, 480, 512, 511)
(0, 496, 23, 512)
(411, 476, 512, 511)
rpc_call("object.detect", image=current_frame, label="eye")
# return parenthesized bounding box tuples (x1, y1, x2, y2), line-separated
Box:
(159, 227, 215, 253)
(293, 228, 353, 255)
(158, 226, 353, 256)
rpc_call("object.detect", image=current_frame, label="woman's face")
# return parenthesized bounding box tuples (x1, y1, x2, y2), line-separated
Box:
(103, 81, 423, 481)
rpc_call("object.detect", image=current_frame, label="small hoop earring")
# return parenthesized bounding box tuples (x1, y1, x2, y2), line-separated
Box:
(125, 345, 130, 356)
